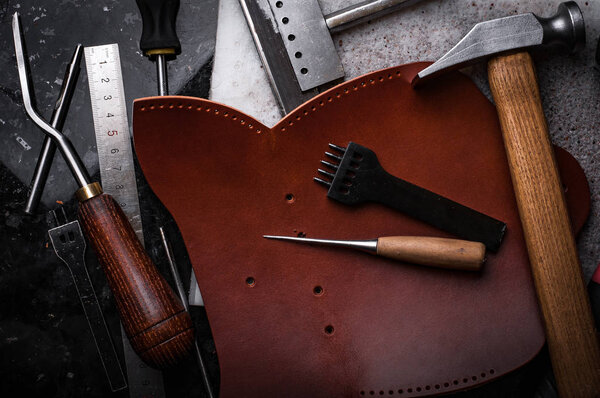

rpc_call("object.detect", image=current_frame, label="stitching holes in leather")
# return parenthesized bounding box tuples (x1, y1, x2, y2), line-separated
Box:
(143, 68, 403, 135)
(357, 369, 494, 396)
(274, 68, 399, 133)
(285, 193, 294, 203)
(324, 325, 334, 335)
(313, 286, 323, 296)
(245, 277, 255, 287)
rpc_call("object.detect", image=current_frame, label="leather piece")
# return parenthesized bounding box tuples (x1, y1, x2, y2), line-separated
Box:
(132, 62, 590, 397)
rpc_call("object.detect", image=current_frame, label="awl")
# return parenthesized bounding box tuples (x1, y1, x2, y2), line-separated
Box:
(264, 235, 486, 271)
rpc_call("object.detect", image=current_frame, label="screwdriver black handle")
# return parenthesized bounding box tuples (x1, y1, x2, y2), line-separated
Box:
(136, 0, 181, 55)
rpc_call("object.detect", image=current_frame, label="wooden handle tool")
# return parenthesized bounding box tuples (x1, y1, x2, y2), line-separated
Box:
(414, 4, 600, 394)
(488, 51, 600, 397)
(12, 13, 193, 369)
(78, 191, 193, 368)
(264, 235, 486, 271)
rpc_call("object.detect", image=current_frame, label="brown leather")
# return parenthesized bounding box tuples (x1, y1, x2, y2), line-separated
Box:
(132, 62, 590, 397)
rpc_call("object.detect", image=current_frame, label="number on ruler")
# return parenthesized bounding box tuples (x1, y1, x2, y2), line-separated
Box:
(101, 77, 110, 83)
(104, 95, 112, 100)
(107, 130, 118, 136)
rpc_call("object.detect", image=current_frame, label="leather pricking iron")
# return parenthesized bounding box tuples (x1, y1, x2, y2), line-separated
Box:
(315, 142, 507, 252)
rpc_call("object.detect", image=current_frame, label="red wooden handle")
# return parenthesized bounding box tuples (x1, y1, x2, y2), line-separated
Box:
(78, 193, 193, 368)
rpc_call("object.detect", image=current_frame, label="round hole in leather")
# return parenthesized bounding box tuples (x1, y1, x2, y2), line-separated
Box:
(132, 62, 590, 397)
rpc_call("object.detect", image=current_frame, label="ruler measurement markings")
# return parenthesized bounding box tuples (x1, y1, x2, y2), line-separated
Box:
(85, 43, 164, 398)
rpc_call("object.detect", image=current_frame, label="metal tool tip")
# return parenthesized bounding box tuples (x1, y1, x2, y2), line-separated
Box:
(317, 169, 335, 178)
(12, 12, 20, 28)
(314, 177, 332, 187)
(325, 151, 343, 161)
(328, 143, 346, 152)
(73, 44, 84, 58)
(320, 160, 339, 169)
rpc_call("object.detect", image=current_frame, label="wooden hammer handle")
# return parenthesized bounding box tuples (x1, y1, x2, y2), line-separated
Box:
(376, 237, 485, 271)
(78, 193, 193, 368)
(488, 52, 600, 396)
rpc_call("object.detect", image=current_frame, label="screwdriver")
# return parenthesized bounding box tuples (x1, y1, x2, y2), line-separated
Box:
(136, 0, 181, 95)
(263, 235, 486, 271)
(12, 13, 193, 369)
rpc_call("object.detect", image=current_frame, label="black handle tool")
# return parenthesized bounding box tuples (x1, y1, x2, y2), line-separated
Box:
(315, 142, 507, 252)
(136, 0, 181, 95)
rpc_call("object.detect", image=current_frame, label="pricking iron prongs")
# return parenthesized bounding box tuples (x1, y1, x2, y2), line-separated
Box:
(315, 142, 507, 252)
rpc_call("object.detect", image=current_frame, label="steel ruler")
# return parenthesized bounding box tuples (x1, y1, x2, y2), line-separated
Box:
(84, 43, 166, 398)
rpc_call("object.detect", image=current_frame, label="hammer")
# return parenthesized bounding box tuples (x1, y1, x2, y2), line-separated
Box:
(414, 3, 600, 396)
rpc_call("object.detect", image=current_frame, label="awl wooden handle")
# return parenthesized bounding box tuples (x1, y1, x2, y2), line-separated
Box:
(78, 193, 193, 368)
(488, 51, 600, 397)
(376, 236, 485, 271)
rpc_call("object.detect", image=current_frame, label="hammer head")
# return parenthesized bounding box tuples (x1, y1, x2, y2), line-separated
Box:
(413, 2, 585, 86)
